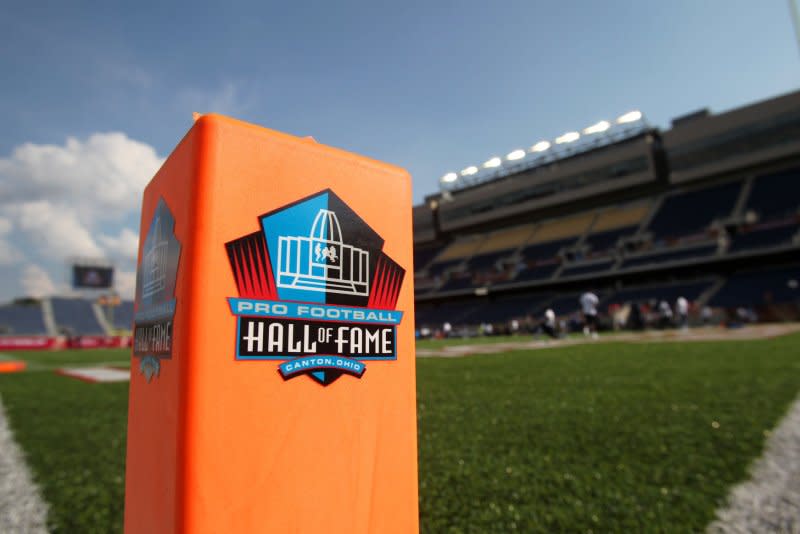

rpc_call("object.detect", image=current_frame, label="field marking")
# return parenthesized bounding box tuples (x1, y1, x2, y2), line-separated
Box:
(56, 367, 130, 383)
(417, 324, 800, 358)
(708, 394, 800, 533)
(0, 395, 48, 533)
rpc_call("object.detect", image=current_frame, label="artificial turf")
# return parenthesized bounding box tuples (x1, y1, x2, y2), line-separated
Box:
(0, 335, 798, 533)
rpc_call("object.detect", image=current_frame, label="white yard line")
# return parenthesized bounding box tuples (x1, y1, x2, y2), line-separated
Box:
(0, 395, 48, 533)
(708, 395, 800, 533)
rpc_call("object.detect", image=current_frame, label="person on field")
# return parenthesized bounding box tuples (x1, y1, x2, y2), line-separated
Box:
(442, 321, 452, 338)
(658, 300, 673, 329)
(676, 296, 689, 331)
(541, 308, 559, 339)
(580, 291, 599, 339)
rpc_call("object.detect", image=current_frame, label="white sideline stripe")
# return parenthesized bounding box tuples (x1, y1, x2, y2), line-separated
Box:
(58, 366, 130, 383)
(0, 395, 48, 533)
(708, 395, 800, 533)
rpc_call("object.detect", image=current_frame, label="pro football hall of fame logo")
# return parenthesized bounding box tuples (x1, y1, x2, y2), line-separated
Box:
(133, 198, 181, 382)
(226, 189, 406, 386)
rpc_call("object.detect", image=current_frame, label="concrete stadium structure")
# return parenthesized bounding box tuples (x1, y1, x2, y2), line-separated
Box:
(413, 90, 800, 332)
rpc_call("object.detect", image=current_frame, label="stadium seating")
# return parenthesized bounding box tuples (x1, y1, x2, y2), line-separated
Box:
(529, 212, 595, 245)
(0, 303, 47, 335)
(476, 292, 553, 324)
(50, 298, 106, 335)
(412, 93, 800, 330)
(112, 301, 134, 330)
(426, 259, 464, 278)
(709, 265, 800, 308)
(583, 226, 636, 255)
(545, 293, 595, 316)
(416, 300, 483, 327)
(729, 222, 799, 254)
(510, 262, 561, 283)
(745, 168, 800, 221)
(604, 280, 713, 307)
(414, 246, 441, 271)
(647, 181, 742, 240)
(560, 259, 615, 278)
(475, 224, 535, 254)
(429, 236, 484, 263)
(466, 249, 513, 272)
(621, 244, 718, 270)
(590, 202, 651, 234)
(439, 275, 475, 292)
(519, 238, 574, 262)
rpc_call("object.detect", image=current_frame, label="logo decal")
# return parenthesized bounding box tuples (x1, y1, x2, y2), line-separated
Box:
(133, 198, 181, 382)
(226, 189, 405, 386)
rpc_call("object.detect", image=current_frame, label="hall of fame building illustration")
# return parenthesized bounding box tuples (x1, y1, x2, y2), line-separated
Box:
(277, 209, 370, 297)
(142, 214, 169, 300)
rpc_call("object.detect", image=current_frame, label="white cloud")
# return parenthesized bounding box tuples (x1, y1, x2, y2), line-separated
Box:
(115, 270, 136, 300)
(0, 131, 163, 223)
(0, 132, 163, 298)
(8, 201, 103, 259)
(99, 228, 139, 261)
(20, 264, 56, 298)
(0, 216, 24, 265)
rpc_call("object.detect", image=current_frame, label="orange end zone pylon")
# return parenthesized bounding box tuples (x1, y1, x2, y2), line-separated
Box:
(0, 360, 25, 373)
(124, 115, 418, 533)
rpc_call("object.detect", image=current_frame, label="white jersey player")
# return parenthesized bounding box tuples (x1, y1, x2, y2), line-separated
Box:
(676, 296, 689, 330)
(580, 292, 599, 339)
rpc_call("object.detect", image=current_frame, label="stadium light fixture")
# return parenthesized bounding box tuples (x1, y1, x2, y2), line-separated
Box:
(441, 172, 458, 183)
(531, 140, 551, 152)
(616, 110, 642, 124)
(506, 149, 526, 161)
(555, 131, 580, 144)
(583, 120, 610, 135)
(483, 157, 502, 168)
(461, 166, 479, 176)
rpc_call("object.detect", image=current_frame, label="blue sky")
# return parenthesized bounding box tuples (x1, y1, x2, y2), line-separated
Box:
(0, 0, 798, 301)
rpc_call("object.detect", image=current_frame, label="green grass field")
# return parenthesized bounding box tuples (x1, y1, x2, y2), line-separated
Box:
(1, 334, 799, 533)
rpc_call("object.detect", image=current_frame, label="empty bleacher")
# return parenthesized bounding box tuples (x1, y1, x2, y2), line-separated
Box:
(647, 181, 742, 240)
(583, 226, 635, 255)
(475, 224, 535, 255)
(528, 212, 595, 248)
(710, 264, 800, 308)
(621, 243, 718, 270)
(745, 168, 800, 221)
(560, 259, 615, 278)
(605, 280, 713, 307)
(51, 298, 106, 335)
(583, 201, 650, 254)
(112, 301, 134, 331)
(416, 300, 483, 327)
(0, 302, 47, 335)
(729, 222, 799, 254)
(476, 293, 553, 323)
(414, 245, 441, 271)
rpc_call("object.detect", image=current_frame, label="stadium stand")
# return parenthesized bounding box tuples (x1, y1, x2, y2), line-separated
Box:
(621, 243, 718, 270)
(646, 181, 742, 241)
(413, 90, 800, 333)
(112, 301, 134, 331)
(709, 264, 800, 309)
(729, 222, 799, 254)
(414, 245, 441, 272)
(560, 259, 615, 278)
(0, 302, 47, 335)
(605, 280, 713, 307)
(50, 297, 107, 335)
(744, 168, 800, 221)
